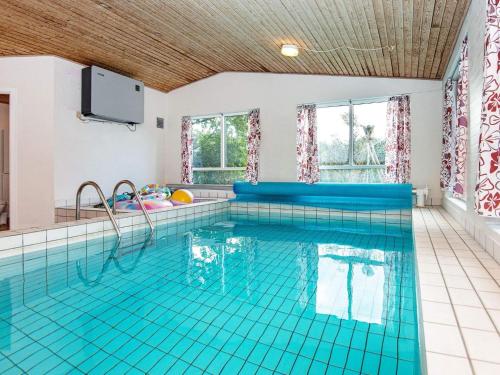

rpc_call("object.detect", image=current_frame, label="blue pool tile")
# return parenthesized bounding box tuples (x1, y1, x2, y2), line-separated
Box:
(220, 356, 245, 374)
(135, 348, 167, 373)
(66, 343, 100, 366)
(169, 336, 194, 358)
(258, 326, 278, 346)
(148, 354, 177, 374)
(322, 323, 340, 343)
(351, 330, 367, 350)
(366, 332, 384, 354)
(246, 322, 267, 341)
(290, 355, 312, 375)
(113, 337, 143, 360)
(300, 337, 319, 359)
(399, 323, 417, 340)
(247, 342, 270, 366)
(398, 337, 416, 361)
(397, 359, 416, 374)
(3, 365, 31, 375)
(345, 348, 364, 372)
(295, 317, 313, 336)
(46, 361, 78, 375)
(192, 345, 218, 369)
(326, 365, 344, 375)
(166, 358, 190, 373)
(77, 350, 109, 373)
(158, 332, 183, 352)
(205, 351, 231, 374)
(27, 353, 63, 373)
(379, 355, 398, 374)
(273, 328, 292, 350)
(276, 351, 296, 374)
(184, 364, 205, 375)
(256, 367, 273, 375)
(106, 360, 133, 374)
(309, 360, 327, 374)
(329, 345, 349, 368)
(18, 348, 54, 370)
(314, 341, 333, 364)
(308, 320, 326, 340)
(88, 355, 121, 374)
(234, 338, 257, 359)
(287, 333, 306, 354)
(261, 346, 283, 371)
(362, 352, 381, 374)
(222, 335, 244, 354)
(382, 336, 398, 358)
(8, 342, 45, 363)
(123, 344, 154, 367)
(240, 361, 259, 374)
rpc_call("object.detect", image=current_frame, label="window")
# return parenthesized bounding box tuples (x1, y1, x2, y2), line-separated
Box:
(318, 100, 387, 183)
(192, 112, 248, 184)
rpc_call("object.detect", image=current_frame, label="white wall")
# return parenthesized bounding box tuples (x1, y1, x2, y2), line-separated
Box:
(0, 56, 55, 229)
(441, 0, 500, 260)
(165, 72, 443, 203)
(0, 56, 168, 229)
(53, 58, 166, 204)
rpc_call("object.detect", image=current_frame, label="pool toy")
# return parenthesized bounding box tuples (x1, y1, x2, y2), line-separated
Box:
(140, 184, 171, 198)
(98, 193, 132, 209)
(141, 192, 169, 201)
(115, 198, 173, 211)
(171, 189, 194, 205)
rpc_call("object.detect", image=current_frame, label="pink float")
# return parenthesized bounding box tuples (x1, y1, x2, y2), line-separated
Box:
(114, 198, 173, 211)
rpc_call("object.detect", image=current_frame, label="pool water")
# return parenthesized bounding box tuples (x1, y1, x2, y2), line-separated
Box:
(0, 212, 419, 374)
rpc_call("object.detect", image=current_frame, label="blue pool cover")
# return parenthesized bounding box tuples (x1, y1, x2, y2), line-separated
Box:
(232, 182, 413, 211)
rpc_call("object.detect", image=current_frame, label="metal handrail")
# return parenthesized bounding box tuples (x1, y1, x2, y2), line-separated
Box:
(76, 181, 121, 239)
(112, 179, 154, 233)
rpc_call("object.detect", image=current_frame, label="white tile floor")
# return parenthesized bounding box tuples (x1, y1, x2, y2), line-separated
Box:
(413, 208, 500, 375)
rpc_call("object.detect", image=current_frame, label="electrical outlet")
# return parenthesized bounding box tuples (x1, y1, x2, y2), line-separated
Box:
(157, 117, 164, 129)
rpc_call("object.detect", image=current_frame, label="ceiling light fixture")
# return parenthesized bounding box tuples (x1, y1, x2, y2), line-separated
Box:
(280, 43, 395, 57)
(281, 44, 300, 57)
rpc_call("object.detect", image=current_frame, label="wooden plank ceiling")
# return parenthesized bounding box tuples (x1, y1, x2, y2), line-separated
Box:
(0, 0, 470, 92)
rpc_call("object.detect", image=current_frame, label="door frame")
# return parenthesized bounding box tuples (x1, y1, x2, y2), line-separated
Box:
(0, 88, 17, 230)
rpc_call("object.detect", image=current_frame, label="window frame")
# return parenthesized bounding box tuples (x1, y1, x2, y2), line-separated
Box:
(447, 58, 465, 200)
(317, 97, 388, 173)
(191, 111, 248, 173)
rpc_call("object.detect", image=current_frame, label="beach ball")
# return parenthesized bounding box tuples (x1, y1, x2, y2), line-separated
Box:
(171, 189, 194, 205)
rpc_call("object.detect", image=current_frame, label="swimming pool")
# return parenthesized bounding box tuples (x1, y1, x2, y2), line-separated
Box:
(0, 204, 420, 374)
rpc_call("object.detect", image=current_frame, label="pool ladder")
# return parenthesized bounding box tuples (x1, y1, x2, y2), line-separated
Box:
(75, 180, 155, 239)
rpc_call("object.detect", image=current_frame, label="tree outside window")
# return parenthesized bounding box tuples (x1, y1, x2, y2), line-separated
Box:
(318, 100, 387, 183)
(192, 113, 248, 184)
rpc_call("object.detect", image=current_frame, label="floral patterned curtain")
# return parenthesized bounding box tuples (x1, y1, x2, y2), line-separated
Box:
(181, 116, 193, 184)
(440, 79, 457, 191)
(245, 109, 261, 184)
(297, 104, 319, 184)
(475, 1, 500, 216)
(452, 37, 469, 198)
(385, 95, 411, 183)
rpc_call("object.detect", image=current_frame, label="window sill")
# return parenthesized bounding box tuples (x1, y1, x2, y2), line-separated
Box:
(169, 183, 233, 191)
(444, 195, 467, 212)
(320, 165, 385, 170)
